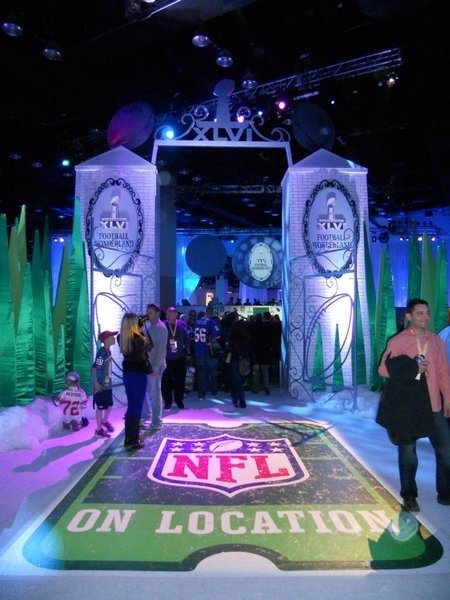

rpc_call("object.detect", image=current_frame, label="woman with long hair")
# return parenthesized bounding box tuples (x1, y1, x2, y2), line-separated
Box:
(119, 312, 152, 449)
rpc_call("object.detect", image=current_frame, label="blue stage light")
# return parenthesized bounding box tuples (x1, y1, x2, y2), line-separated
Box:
(162, 127, 175, 139)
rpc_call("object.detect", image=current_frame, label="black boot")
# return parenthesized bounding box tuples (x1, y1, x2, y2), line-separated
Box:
(124, 414, 134, 447)
(126, 416, 144, 450)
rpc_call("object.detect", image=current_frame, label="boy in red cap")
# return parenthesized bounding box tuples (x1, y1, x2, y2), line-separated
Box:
(92, 330, 117, 437)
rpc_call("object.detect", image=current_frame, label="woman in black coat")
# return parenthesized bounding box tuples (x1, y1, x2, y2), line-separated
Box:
(118, 312, 152, 449)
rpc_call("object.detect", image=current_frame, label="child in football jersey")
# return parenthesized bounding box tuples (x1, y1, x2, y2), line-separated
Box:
(54, 371, 88, 431)
(92, 330, 117, 438)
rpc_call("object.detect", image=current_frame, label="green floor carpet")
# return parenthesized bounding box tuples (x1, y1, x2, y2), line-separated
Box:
(23, 421, 443, 571)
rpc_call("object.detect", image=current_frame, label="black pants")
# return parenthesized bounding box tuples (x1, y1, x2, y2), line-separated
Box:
(161, 357, 187, 407)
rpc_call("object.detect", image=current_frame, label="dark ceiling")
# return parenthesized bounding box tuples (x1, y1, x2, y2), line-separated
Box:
(0, 0, 449, 234)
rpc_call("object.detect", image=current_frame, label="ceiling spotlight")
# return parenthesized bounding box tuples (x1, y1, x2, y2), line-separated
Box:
(216, 49, 233, 68)
(241, 70, 257, 90)
(275, 98, 289, 116)
(43, 41, 62, 61)
(386, 72, 398, 88)
(192, 31, 211, 48)
(1, 16, 24, 37)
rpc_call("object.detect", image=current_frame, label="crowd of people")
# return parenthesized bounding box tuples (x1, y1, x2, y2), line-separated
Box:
(226, 297, 281, 307)
(182, 307, 282, 405)
(53, 295, 450, 512)
(54, 304, 281, 450)
(113, 304, 281, 449)
(181, 297, 281, 307)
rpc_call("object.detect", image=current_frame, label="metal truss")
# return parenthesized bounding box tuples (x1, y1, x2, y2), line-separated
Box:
(177, 227, 281, 237)
(244, 47, 402, 99)
(177, 184, 282, 195)
(157, 48, 402, 124)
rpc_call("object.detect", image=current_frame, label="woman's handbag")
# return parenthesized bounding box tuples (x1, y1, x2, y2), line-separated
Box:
(238, 357, 251, 376)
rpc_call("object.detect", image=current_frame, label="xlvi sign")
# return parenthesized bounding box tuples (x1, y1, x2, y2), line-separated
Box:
(148, 433, 309, 497)
(303, 179, 360, 275)
(85, 177, 144, 276)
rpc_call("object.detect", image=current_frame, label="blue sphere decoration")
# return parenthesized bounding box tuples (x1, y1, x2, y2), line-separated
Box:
(185, 235, 227, 276)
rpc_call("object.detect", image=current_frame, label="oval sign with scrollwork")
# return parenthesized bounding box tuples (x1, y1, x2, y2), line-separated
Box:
(85, 177, 144, 276)
(248, 241, 274, 282)
(303, 179, 359, 275)
(232, 235, 282, 289)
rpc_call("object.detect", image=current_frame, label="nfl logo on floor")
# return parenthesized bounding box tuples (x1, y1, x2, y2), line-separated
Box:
(148, 433, 309, 497)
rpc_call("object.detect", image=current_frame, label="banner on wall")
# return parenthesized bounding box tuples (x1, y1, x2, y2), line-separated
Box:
(232, 235, 282, 289)
(85, 177, 144, 276)
(303, 179, 359, 275)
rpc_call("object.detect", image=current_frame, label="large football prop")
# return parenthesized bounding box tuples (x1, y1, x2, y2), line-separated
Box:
(107, 101, 155, 150)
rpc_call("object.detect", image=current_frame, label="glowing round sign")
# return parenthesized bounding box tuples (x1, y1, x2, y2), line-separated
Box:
(248, 241, 274, 282)
(232, 236, 282, 289)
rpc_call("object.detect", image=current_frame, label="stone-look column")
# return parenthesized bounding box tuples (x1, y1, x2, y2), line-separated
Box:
(281, 149, 370, 400)
(75, 146, 159, 377)
(159, 172, 177, 311)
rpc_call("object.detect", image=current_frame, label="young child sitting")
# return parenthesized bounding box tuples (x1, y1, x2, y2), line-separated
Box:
(54, 371, 88, 431)
(92, 330, 117, 438)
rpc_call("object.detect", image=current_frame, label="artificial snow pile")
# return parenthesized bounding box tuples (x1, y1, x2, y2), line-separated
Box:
(0, 388, 381, 455)
(0, 396, 96, 454)
(315, 387, 380, 420)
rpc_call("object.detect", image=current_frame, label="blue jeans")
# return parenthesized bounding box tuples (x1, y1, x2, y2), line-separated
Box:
(142, 366, 165, 427)
(398, 411, 450, 500)
(195, 355, 219, 398)
(123, 371, 147, 418)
